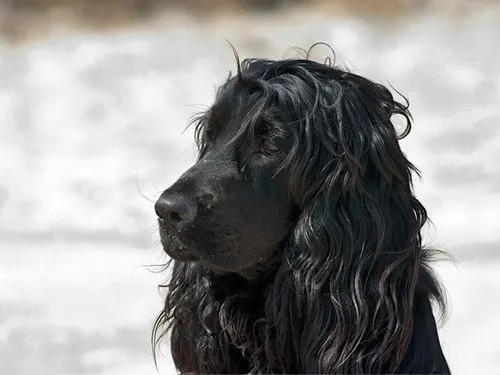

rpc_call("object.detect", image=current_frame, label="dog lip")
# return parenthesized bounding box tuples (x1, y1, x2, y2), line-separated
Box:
(160, 238, 199, 261)
(164, 247, 199, 261)
(158, 223, 199, 261)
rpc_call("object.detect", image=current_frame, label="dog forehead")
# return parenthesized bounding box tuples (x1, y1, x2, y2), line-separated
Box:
(208, 102, 259, 139)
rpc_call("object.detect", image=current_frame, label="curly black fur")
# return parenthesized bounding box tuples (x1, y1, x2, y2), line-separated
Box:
(153, 48, 451, 374)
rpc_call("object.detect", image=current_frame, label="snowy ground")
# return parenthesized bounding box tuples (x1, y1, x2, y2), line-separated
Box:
(1, 8, 500, 375)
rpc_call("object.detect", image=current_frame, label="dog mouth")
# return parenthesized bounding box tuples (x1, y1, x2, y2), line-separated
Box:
(158, 221, 199, 261)
(157, 220, 245, 272)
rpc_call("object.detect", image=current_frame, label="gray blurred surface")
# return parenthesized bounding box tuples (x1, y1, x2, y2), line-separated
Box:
(1, 8, 500, 375)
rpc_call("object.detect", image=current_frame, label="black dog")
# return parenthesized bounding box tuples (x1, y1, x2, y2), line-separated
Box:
(153, 51, 451, 374)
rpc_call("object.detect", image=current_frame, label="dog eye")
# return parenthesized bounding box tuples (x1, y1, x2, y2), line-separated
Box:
(259, 138, 280, 157)
(205, 129, 214, 141)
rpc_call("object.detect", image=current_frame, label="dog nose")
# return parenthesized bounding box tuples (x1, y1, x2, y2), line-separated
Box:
(155, 194, 197, 229)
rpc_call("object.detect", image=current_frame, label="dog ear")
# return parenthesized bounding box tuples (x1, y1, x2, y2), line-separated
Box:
(269, 75, 434, 373)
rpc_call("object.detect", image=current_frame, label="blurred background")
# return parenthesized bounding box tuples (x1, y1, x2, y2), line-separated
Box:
(1, 0, 500, 374)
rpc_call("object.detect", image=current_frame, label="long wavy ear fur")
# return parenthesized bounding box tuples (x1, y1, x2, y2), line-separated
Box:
(262, 62, 447, 373)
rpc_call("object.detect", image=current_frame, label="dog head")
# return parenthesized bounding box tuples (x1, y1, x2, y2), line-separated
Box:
(155, 56, 415, 278)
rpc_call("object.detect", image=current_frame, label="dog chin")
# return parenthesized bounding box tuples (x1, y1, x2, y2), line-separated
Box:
(162, 244, 199, 262)
(160, 235, 199, 261)
(205, 251, 281, 280)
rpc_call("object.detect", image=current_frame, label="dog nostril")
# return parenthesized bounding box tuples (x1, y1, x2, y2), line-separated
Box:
(155, 206, 164, 221)
(169, 211, 183, 224)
